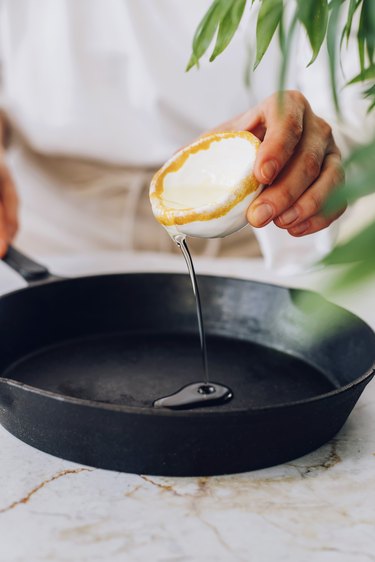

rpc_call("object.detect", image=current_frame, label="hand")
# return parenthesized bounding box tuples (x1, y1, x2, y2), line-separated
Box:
(215, 90, 346, 236)
(0, 157, 19, 257)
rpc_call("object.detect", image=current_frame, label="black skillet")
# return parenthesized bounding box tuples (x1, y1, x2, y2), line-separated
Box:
(0, 246, 374, 476)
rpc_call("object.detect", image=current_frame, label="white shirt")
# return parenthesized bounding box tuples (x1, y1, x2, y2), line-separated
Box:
(2, 0, 372, 163)
(0, 0, 256, 165)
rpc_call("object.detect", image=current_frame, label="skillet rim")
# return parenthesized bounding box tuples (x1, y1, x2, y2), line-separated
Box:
(0, 272, 374, 418)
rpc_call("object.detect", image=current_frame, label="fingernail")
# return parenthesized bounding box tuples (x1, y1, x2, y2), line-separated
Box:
(249, 203, 273, 226)
(290, 221, 309, 235)
(279, 207, 298, 225)
(261, 160, 278, 183)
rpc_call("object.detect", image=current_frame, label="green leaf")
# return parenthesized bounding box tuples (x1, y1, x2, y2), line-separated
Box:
(340, 0, 361, 49)
(345, 135, 375, 167)
(254, 0, 283, 70)
(186, 0, 230, 71)
(357, 1, 367, 75)
(210, 0, 247, 62)
(278, 12, 298, 96)
(326, 0, 343, 113)
(324, 137, 375, 214)
(364, 0, 375, 65)
(366, 0, 375, 63)
(322, 221, 375, 264)
(326, 257, 375, 293)
(296, 0, 328, 65)
(278, 6, 285, 51)
(325, 172, 375, 213)
(243, 38, 253, 88)
(348, 63, 375, 83)
(364, 83, 375, 111)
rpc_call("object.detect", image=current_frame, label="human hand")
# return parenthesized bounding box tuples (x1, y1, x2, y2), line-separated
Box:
(215, 90, 346, 236)
(0, 156, 18, 257)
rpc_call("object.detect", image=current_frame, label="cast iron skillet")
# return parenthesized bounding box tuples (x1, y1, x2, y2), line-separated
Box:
(0, 247, 374, 476)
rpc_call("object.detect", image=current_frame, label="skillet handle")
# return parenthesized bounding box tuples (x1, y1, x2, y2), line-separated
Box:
(2, 245, 52, 283)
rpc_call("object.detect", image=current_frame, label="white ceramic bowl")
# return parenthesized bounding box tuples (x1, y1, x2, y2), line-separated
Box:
(150, 131, 262, 239)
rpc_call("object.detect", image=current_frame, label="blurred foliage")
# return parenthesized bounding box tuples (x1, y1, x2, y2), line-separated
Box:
(187, 0, 375, 291)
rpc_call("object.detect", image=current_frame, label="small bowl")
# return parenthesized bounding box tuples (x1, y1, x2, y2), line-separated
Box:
(150, 131, 263, 238)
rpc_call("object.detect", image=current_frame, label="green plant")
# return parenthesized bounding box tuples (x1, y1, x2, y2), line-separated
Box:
(187, 0, 375, 289)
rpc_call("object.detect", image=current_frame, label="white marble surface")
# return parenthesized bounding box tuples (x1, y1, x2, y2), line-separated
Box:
(0, 252, 374, 562)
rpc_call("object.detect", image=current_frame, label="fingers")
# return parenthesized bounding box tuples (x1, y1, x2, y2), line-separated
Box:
(0, 164, 19, 257)
(248, 126, 329, 228)
(246, 93, 340, 229)
(251, 91, 305, 185)
(0, 203, 8, 257)
(274, 153, 346, 236)
(286, 205, 346, 237)
(1, 166, 19, 238)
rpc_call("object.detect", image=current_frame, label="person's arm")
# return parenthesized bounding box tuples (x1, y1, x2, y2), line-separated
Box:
(212, 90, 346, 237)
(0, 111, 18, 257)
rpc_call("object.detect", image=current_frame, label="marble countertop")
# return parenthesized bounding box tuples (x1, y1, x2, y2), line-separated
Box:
(0, 252, 374, 562)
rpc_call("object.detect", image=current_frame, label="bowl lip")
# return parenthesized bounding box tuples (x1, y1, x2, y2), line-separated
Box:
(1, 271, 374, 420)
(149, 131, 261, 227)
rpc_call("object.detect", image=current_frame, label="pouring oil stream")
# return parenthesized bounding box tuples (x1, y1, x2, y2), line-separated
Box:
(153, 234, 233, 409)
(174, 233, 209, 384)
